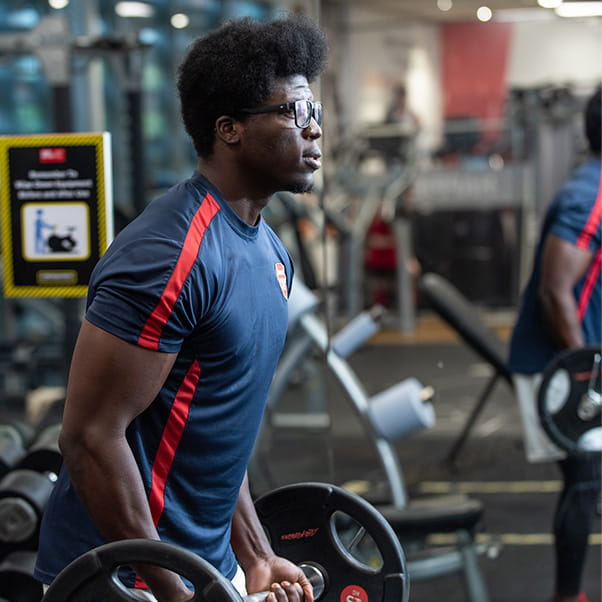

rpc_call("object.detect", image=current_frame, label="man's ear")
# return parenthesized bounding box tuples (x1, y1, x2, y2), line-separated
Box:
(215, 116, 242, 145)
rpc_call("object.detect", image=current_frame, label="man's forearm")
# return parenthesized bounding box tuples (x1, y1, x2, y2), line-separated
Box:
(539, 234, 591, 350)
(539, 287, 585, 349)
(230, 473, 274, 572)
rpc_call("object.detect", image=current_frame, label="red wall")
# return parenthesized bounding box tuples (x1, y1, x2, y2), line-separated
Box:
(442, 22, 513, 125)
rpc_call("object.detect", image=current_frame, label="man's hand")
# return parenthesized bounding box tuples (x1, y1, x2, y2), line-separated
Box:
(244, 555, 313, 602)
(132, 565, 194, 602)
(231, 476, 312, 602)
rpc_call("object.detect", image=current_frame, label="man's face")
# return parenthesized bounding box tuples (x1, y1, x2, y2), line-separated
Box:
(237, 74, 322, 196)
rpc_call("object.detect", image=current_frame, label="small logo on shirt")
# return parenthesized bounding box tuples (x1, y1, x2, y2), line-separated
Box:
(275, 263, 288, 299)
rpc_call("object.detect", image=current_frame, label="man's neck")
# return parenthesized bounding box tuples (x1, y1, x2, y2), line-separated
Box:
(196, 159, 268, 226)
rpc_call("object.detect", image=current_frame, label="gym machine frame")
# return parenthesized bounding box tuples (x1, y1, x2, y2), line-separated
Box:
(252, 280, 492, 602)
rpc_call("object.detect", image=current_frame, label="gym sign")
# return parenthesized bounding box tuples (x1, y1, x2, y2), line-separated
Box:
(0, 133, 113, 297)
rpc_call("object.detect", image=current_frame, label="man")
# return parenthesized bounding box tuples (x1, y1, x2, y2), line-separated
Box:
(508, 86, 601, 602)
(34, 15, 328, 602)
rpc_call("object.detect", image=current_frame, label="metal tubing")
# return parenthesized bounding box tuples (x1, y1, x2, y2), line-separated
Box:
(446, 373, 501, 466)
(299, 313, 409, 508)
(457, 530, 491, 602)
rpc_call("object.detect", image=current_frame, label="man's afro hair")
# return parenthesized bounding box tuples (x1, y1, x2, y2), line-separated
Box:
(177, 14, 329, 158)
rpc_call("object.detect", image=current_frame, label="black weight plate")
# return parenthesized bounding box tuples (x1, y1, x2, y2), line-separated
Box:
(254, 482, 408, 602)
(538, 346, 602, 455)
(42, 539, 241, 602)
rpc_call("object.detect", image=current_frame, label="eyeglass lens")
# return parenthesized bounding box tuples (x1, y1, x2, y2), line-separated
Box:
(295, 100, 322, 128)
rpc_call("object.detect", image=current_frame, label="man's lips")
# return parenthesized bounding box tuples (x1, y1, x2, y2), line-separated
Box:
(303, 152, 322, 170)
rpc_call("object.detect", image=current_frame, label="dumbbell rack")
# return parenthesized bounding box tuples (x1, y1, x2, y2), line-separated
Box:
(0, 420, 62, 601)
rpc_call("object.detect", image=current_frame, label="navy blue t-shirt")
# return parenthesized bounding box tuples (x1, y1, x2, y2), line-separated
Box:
(35, 173, 294, 584)
(508, 157, 601, 374)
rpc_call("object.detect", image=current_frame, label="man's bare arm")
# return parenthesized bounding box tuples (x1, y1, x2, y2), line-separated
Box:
(538, 234, 593, 349)
(59, 320, 191, 601)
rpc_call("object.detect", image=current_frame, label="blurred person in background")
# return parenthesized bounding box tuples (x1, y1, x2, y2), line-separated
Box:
(508, 85, 601, 602)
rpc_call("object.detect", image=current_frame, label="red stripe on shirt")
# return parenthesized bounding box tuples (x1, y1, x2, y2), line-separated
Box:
(578, 248, 601, 321)
(576, 171, 602, 250)
(138, 194, 221, 349)
(148, 360, 201, 525)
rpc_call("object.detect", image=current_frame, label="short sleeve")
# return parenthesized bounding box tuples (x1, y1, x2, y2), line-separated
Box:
(86, 236, 204, 352)
(549, 190, 601, 252)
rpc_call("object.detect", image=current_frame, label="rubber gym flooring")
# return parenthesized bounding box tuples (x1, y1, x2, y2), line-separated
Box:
(250, 312, 601, 602)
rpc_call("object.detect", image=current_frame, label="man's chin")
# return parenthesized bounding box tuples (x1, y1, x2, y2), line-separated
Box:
(287, 179, 314, 194)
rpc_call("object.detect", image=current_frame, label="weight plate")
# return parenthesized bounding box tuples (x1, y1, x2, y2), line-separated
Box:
(254, 482, 408, 602)
(538, 346, 602, 455)
(42, 539, 241, 602)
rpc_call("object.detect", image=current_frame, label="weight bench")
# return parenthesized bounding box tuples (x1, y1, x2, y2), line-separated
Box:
(418, 272, 514, 465)
(375, 494, 489, 601)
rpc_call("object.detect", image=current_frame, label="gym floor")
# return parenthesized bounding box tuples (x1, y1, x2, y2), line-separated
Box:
(250, 312, 602, 602)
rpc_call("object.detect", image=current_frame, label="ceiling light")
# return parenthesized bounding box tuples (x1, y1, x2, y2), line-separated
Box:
(7, 8, 38, 28)
(476, 5, 493, 21)
(115, 2, 155, 18)
(49, 0, 69, 8)
(537, 0, 562, 8)
(555, 1, 602, 17)
(495, 8, 556, 21)
(437, 0, 453, 11)
(171, 13, 190, 29)
(139, 28, 160, 44)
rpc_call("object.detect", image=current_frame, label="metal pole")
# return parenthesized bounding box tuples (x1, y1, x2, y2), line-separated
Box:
(51, 84, 83, 379)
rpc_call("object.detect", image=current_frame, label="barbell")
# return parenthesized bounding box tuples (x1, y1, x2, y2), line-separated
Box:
(538, 346, 602, 455)
(41, 538, 239, 602)
(42, 482, 408, 602)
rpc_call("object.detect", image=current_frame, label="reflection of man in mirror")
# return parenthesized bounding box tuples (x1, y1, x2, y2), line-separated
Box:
(34, 209, 54, 254)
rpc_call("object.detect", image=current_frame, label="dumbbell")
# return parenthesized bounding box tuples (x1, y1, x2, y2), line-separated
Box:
(18, 423, 63, 476)
(0, 468, 56, 556)
(538, 346, 602, 455)
(0, 549, 43, 602)
(0, 420, 36, 478)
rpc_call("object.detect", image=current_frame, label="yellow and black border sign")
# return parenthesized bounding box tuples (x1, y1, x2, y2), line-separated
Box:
(0, 132, 113, 297)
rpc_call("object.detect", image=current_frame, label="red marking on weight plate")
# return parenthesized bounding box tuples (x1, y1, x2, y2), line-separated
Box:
(280, 527, 319, 541)
(574, 371, 595, 381)
(340, 585, 368, 602)
(39, 147, 66, 163)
